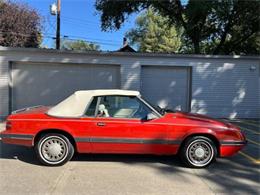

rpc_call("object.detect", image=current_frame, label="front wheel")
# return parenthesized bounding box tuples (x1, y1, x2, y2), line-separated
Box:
(35, 133, 74, 166)
(180, 136, 217, 168)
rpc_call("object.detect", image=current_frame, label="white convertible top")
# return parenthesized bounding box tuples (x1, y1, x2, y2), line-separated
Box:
(47, 89, 140, 117)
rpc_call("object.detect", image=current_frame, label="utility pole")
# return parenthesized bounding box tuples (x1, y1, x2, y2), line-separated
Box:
(50, 0, 61, 49)
(56, 0, 61, 50)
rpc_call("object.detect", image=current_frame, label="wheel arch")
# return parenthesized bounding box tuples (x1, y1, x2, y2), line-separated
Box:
(33, 129, 77, 152)
(178, 132, 220, 156)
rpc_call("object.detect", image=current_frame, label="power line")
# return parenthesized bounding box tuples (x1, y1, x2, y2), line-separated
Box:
(62, 18, 96, 26)
(43, 15, 123, 44)
(0, 31, 50, 38)
(61, 37, 119, 46)
(62, 15, 98, 25)
(61, 19, 99, 30)
(61, 34, 121, 44)
(41, 12, 123, 48)
(45, 14, 56, 34)
(42, 31, 122, 45)
(0, 31, 120, 47)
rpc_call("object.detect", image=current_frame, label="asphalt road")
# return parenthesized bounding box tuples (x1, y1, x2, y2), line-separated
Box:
(0, 120, 259, 195)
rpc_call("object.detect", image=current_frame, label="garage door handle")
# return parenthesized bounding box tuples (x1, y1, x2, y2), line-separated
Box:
(97, 122, 106, 126)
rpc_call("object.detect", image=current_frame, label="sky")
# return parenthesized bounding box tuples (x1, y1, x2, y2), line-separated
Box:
(19, 0, 138, 51)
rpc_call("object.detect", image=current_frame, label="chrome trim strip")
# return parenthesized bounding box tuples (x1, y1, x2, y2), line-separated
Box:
(74, 137, 91, 142)
(75, 137, 181, 145)
(1, 133, 34, 140)
(12, 105, 42, 114)
(220, 140, 247, 146)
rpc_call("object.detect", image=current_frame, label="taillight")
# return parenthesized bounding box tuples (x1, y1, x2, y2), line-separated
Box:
(6, 121, 12, 130)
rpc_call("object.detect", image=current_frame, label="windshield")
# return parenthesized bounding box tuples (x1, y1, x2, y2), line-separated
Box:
(139, 96, 166, 115)
(140, 96, 178, 115)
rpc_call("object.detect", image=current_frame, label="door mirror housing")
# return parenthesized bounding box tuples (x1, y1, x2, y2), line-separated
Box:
(146, 113, 158, 121)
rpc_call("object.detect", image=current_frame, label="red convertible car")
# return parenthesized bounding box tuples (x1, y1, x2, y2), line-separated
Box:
(1, 90, 246, 168)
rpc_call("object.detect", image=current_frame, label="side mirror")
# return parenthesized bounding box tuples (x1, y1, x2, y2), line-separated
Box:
(146, 113, 158, 120)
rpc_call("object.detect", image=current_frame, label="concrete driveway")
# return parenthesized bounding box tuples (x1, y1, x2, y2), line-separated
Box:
(0, 120, 259, 195)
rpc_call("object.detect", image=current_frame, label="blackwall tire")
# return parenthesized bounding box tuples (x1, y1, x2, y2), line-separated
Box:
(180, 136, 217, 168)
(35, 133, 74, 166)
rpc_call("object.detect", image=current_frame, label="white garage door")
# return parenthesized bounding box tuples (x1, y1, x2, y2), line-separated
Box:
(11, 62, 120, 111)
(141, 66, 190, 111)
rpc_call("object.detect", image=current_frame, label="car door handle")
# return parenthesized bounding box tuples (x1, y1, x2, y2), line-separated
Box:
(97, 122, 106, 126)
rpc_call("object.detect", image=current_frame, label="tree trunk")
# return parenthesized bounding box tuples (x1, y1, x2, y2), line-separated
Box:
(213, 22, 231, 55)
(193, 40, 200, 54)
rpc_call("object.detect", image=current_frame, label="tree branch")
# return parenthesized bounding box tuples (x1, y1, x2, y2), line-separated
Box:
(213, 21, 231, 54)
(226, 31, 257, 54)
(175, 0, 187, 30)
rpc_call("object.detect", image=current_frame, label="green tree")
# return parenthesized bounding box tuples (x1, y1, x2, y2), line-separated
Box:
(126, 7, 182, 53)
(61, 39, 100, 51)
(95, 0, 260, 55)
(0, 1, 42, 47)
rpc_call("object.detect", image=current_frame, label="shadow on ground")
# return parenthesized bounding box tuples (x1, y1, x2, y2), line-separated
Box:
(0, 140, 183, 167)
(0, 140, 259, 194)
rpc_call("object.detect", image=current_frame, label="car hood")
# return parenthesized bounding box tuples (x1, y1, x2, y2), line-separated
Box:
(165, 111, 236, 129)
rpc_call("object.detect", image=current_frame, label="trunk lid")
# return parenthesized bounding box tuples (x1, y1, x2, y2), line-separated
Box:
(10, 106, 51, 118)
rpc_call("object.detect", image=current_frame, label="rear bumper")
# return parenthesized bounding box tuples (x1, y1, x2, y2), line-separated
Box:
(0, 131, 34, 147)
(219, 140, 247, 157)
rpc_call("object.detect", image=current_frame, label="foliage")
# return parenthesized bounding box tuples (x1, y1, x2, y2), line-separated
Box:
(125, 7, 182, 53)
(95, 0, 260, 55)
(0, 1, 42, 47)
(61, 39, 100, 51)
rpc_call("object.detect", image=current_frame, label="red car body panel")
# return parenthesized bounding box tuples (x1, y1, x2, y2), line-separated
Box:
(1, 106, 246, 157)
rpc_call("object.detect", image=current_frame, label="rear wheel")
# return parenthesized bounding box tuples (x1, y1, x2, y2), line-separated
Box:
(35, 133, 74, 166)
(180, 136, 217, 168)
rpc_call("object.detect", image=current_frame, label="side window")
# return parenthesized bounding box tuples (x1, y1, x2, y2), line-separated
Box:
(97, 96, 152, 119)
(85, 97, 98, 117)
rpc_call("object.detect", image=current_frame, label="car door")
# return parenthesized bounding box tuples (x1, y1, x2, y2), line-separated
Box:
(88, 95, 176, 154)
(73, 96, 98, 153)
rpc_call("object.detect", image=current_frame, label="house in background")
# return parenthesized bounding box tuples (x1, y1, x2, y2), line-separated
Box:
(0, 46, 259, 120)
(117, 38, 136, 52)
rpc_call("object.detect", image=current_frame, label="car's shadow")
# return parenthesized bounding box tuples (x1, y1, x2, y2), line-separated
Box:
(0, 141, 184, 167)
(1, 141, 259, 194)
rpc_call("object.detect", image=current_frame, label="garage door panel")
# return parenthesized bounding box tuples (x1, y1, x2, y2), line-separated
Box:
(141, 66, 190, 111)
(12, 63, 120, 111)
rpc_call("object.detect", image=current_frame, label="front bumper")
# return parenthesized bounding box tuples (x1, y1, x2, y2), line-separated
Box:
(219, 140, 247, 157)
(220, 140, 247, 146)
